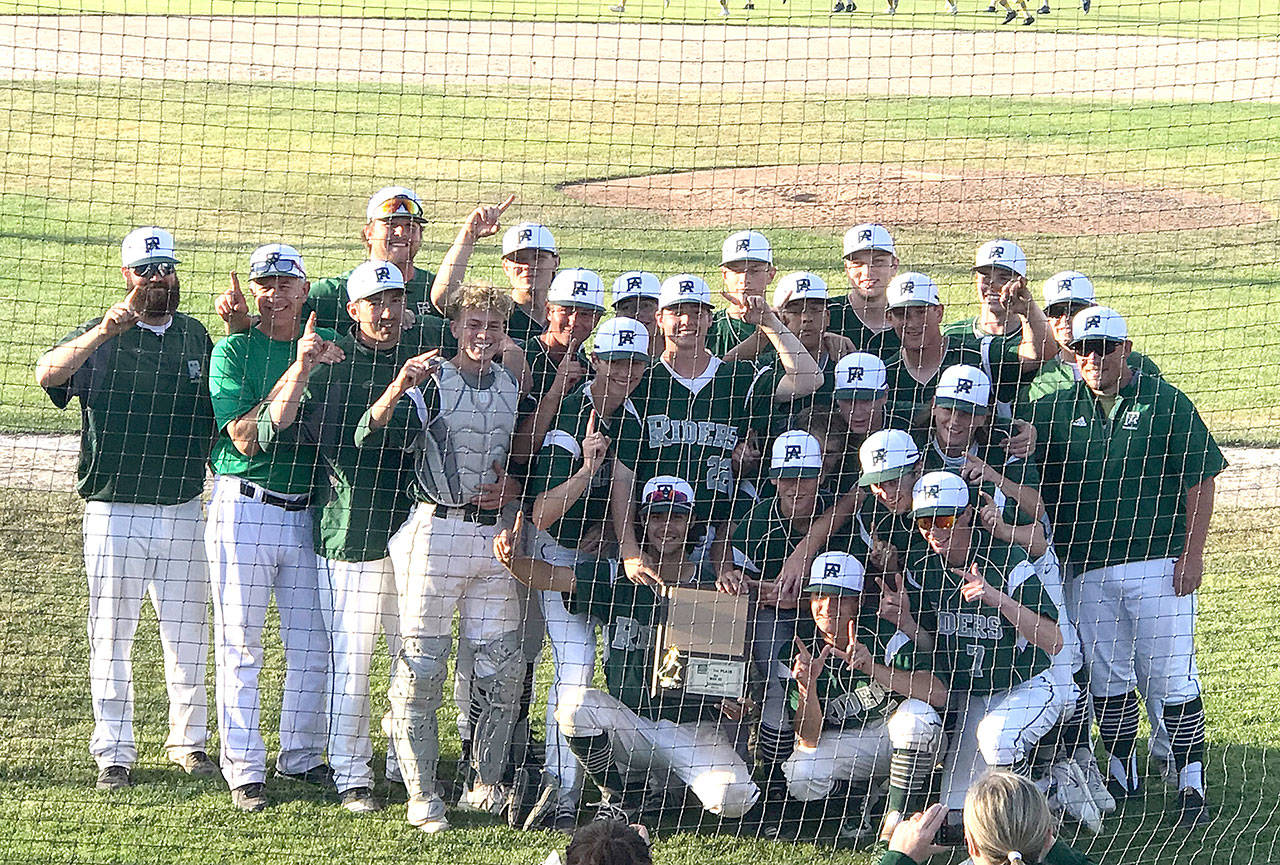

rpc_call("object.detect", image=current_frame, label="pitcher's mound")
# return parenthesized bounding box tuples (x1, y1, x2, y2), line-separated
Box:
(560, 164, 1270, 235)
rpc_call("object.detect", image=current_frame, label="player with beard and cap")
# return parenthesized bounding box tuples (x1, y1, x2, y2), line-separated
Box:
(36, 227, 219, 792)
(827, 223, 902, 359)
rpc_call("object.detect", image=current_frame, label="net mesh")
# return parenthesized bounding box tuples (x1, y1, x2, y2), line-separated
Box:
(1, 2, 1277, 863)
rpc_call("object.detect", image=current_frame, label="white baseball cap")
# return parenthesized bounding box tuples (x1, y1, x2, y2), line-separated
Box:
(772, 272, 829, 309)
(658, 274, 713, 311)
(769, 430, 824, 480)
(121, 227, 180, 269)
(640, 475, 695, 514)
(248, 243, 306, 280)
(366, 186, 426, 223)
(1070, 305, 1127, 347)
(1042, 271, 1096, 311)
(886, 272, 941, 309)
(806, 551, 867, 596)
(858, 428, 922, 487)
(973, 239, 1028, 278)
(935, 364, 992, 416)
(911, 471, 972, 517)
(592, 316, 650, 360)
(721, 230, 773, 266)
(843, 223, 896, 258)
(612, 271, 661, 307)
(833, 352, 888, 401)
(346, 259, 406, 303)
(502, 222, 557, 257)
(547, 268, 606, 312)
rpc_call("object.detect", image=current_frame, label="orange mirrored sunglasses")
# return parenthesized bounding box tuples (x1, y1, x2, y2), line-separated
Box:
(916, 514, 958, 531)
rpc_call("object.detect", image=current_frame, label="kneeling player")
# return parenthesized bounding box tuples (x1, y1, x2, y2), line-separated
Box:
(783, 551, 948, 838)
(494, 476, 761, 826)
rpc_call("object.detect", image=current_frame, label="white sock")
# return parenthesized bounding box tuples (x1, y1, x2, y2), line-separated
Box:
(1180, 762, 1204, 793)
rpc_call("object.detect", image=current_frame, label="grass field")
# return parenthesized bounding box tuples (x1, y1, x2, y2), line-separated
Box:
(1, 491, 1277, 864)
(0, 0, 1276, 39)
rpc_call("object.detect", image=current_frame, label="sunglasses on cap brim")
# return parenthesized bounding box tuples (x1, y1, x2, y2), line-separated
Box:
(131, 262, 176, 278)
(371, 194, 426, 222)
(249, 258, 304, 279)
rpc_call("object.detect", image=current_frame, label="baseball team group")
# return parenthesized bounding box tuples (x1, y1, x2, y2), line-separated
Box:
(35, 182, 1223, 851)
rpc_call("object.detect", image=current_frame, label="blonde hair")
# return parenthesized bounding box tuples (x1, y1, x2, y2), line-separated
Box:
(963, 771, 1055, 865)
(450, 281, 513, 320)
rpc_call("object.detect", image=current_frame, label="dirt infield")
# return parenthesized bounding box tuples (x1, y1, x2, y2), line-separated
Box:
(0, 16, 1277, 102)
(560, 163, 1272, 234)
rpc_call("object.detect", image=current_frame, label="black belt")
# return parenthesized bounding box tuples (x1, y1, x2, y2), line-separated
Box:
(239, 480, 311, 512)
(424, 502, 499, 526)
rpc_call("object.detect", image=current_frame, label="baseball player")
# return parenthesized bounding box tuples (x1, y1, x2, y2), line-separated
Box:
(611, 271, 662, 356)
(827, 223, 902, 359)
(907, 470, 1066, 835)
(266, 259, 444, 812)
(1019, 271, 1161, 409)
(35, 227, 217, 790)
(1025, 307, 1225, 828)
(708, 230, 778, 358)
(522, 316, 651, 831)
(881, 272, 1049, 428)
(205, 243, 345, 811)
(615, 274, 823, 583)
(493, 476, 761, 825)
(995, 0, 1035, 23)
(783, 551, 947, 840)
(355, 281, 525, 833)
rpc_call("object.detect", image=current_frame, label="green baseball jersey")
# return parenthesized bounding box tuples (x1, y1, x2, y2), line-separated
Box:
(518, 337, 591, 413)
(707, 310, 757, 358)
(283, 327, 443, 561)
(42, 314, 216, 505)
(1024, 371, 1227, 571)
(826, 299, 901, 359)
(566, 558, 722, 724)
(750, 349, 839, 437)
(209, 325, 339, 496)
(630, 357, 772, 525)
(920, 432, 1041, 528)
(883, 335, 1026, 426)
(912, 530, 1056, 695)
(507, 304, 545, 344)
(305, 264, 451, 349)
(1016, 350, 1161, 409)
(526, 385, 645, 551)
(732, 492, 865, 584)
(786, 604, 927, 730)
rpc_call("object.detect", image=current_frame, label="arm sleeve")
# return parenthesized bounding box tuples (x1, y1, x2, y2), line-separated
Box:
(526, 436, 580, 500)
(1165, 389, 1228, 490)
(1008, 563, 1058, 622)
(354, 380, 436, 450)
(208, 338, 259, 432)
(565, 559, 618, 621)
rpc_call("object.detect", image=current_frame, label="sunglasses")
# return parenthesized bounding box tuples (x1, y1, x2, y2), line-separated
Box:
(1072, 339, 1123, 358)
(249, 257, 304, 279)
(131, 262, 176, 278)
(1046, 302, 1091, 319)
(371, 194, 425, 221)
(917, 514, 958, 531)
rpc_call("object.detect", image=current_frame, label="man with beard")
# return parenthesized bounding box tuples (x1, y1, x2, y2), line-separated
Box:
(36, 227, 219, 790)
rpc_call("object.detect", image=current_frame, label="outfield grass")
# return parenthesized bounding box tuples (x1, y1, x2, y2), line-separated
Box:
(1, 80, 1276, 442)
(0, 0, 1276, 39)
(0, 491, 1276, 864)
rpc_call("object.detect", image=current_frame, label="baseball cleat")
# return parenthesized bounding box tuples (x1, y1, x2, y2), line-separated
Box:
(1002, 10, 1017, 22)
(986, 4, 997, 10)
(174, 751, 220, 778)
(407, 795, 451, 833)
(96, 765, 132, 791)
(274, 763, 335, 789)
(340, 786, 383, 813)
(1106, 775, 1144, 803)
(231, 782, 268, 812)
(1038, 3, 1049, 11)
(1077, 758, 1117, 815)
(1048, 761, 1103, 833)
(1023, 14, 1035, 23)
(1176, 788, 1210, 829)
(592, 797, 642, 826)
(458, 781, 513, 815)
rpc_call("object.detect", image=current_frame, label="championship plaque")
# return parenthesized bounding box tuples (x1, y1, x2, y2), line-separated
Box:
(650, 586, 750, 700)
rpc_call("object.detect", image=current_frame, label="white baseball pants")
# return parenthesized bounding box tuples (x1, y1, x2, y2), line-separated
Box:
(317, 554, 401, 793)
(83, 498, 209, 770)
(206, 476, 330, 790)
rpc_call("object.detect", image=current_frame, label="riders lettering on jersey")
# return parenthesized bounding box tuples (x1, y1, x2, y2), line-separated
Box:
(825, 679, 890, 724)
(646, 415, 740, 451)
(610, 616, 652, 652)
(936, 610, 1004, 641)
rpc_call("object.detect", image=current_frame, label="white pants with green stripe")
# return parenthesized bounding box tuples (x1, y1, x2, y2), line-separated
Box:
(84, 498, 209, 770)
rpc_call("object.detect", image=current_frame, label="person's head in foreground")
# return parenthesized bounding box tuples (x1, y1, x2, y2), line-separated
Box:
(564, 818, 652, 865)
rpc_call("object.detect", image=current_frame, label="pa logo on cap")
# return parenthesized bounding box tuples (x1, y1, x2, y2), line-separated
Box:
(375, 266, 391, 281)
(627, 276, 642, 291)
(144, 236, 161, 253)
(519, 228, 533, 242)
(679, 280, 695, 294)
(871, 447, 888, 466)
(955, 378, 974, 394)
(823, 562, 842, 580)
(1085, 314, 1102, 330)
(1059, 277, 1074, 291)
(785, 444, 802, 461)
(990, 245, 1005, 259)
(572, 280, 589, 296)
(846, 366, 865, 383)
(617, 329, 636, 346)
(736, 238, 751, 252)
(925, 483, 941, 498)
(796, 277, 811, 290)
(902, 280, 915, 293)
(859, 228, 872, 242)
